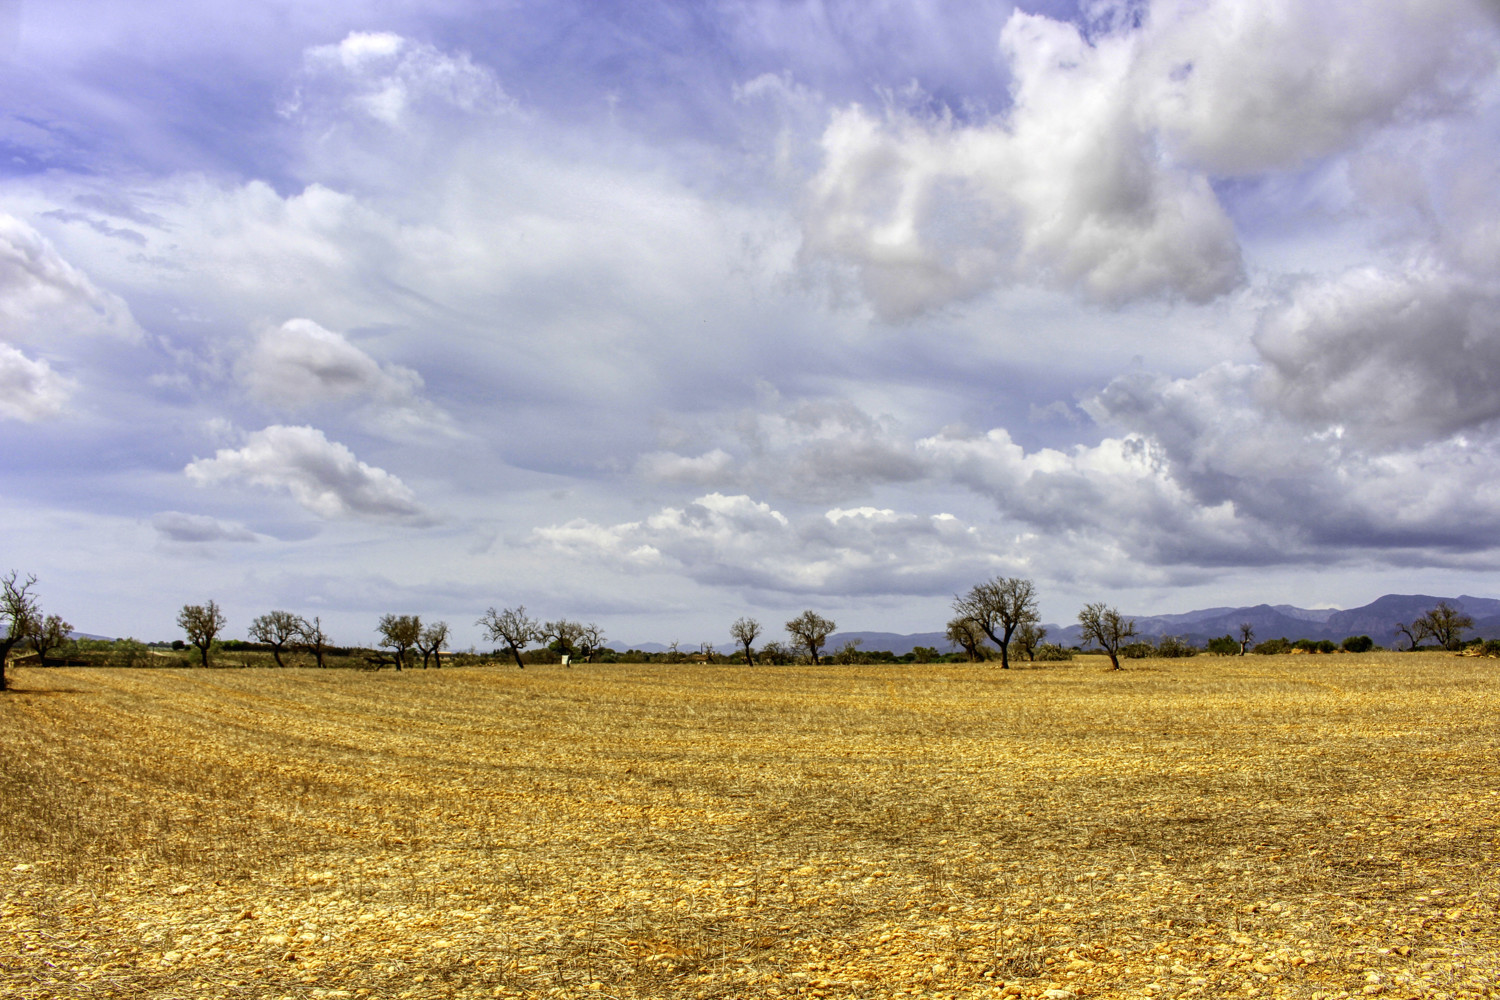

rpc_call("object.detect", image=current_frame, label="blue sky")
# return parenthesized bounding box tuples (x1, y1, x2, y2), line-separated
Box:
(3, 0, 1500, 650)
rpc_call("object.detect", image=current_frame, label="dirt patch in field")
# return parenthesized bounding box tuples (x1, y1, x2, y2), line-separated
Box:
(3, 654, 1498, 999)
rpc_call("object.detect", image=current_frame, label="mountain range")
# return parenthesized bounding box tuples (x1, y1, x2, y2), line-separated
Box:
(741, 593, 1500, 657)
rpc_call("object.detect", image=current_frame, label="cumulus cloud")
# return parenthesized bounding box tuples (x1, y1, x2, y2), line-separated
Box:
(0, 213, 141, 343)
(801, 13, 1241, 317)
(638, 396, 924, 502)
(1085, 364, 1500, 556)
(0, 343, 75, 421)
(184, 424, 431, 523)
(536, 492, 1016, 596)
(237, 318, 454, 437)
(151, 511, 258, 544)
(799, 0, 1499, 319)
(1139, 0, 1499, 175)
(285, 30, 515, 126)
(1252, 263, 1500, 447)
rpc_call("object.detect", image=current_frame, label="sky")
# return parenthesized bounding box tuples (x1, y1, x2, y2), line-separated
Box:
(3, 0, 1500, 651)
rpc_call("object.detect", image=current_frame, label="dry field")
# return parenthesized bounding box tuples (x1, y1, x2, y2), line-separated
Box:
(2, 654, 1498, 1000)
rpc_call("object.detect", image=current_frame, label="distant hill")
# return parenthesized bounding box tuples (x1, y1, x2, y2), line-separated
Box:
(611, 594, 1496, 657)
(831, 593, 1498, 655)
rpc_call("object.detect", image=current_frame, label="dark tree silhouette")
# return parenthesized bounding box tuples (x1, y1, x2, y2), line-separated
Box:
(952, 577, 1039, 669)
(178, 600, 227, 668)
(477, 605, 540, 669)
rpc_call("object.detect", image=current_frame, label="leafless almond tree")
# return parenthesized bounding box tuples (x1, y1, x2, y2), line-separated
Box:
(1413, 602, 1474, 650)
(477, 605, 540, 669)
(946, 616, 988, 661)
(249, 610, 306, 667)
(28, 613, 73, 669)
(952, 576, 1039, 669)
(1013, 621, 1047, 662)
(785, 610, 836, 665)
(1077, 602, 1137, 671)
(376, 614, 422, 671)
(178, 600, 227, 668)
(1238, 622, 1255, 655)
(730, 616, 762, 665)
(581, 623, 606, 663)
(417, 621, 450, 668)
(1, 571, 40, 691)
(298, 616, 329, 668)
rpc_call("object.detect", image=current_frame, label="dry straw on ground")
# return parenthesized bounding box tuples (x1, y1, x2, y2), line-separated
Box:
(2, 653, 1498, 999)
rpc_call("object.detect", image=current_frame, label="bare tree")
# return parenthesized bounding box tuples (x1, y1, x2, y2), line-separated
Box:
(1077, 602, 1137, 671)
(1394, 620, 1431, 651)
(477, 605, 540, 669)
(298, 616, 330, 668)
(945, 616, 988, 662)
(376, 614, 422, 671)
(1414, 602, 1474, 651)
(28, 613, 73, 668)
(542, 619, 584, 666)
(952, 576, 1039, 669)
(730, 616, 762, 665)
(785, 610, 836, 665)
(1238, 622, 1255, 656)
(248, 610, 306, 667)
(1013, 621, 1047, 662)
(759, 640, 792, 665)
(580, 623, 606, 663)
(417, 621, 450, 668)
(178, 600, 227, 668)
(1, 571, 40, 691)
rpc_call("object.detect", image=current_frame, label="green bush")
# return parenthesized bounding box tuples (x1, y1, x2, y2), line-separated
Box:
(1121, 641, 1154, 659)
(1155, 635, 1199, 658)
(1034, 643, 1073, 661)
(1253, 637, 1292, 655)
(1341, 635, 1374, 653)
(1206, 635, 1240, 655)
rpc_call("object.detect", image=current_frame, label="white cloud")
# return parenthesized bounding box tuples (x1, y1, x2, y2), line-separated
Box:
(638, 396, 925, 502)
(0, 213, 141, 343)
(151, 511, 258, 544)
(536, 492, 1020, 595)
(798, 0, 1500, 319)
(287, 31, 515, 126)
(1139, 0, 1500, 175)
(237, 317, 455, 437)
(184, 424, 432, 523)
(0, 343, 75, 421)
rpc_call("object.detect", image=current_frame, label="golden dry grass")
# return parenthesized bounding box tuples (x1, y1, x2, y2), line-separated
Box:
(2, 654, 1498, 1000)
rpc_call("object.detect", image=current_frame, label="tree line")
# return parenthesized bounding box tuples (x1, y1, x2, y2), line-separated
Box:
(2, 570, 1492, 689)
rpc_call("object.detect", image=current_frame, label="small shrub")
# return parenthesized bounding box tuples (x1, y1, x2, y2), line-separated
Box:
(1206, 635, 1240, 655)
(1253, 637, 1292, 655)
(1156, 635, 1199, 658)
(1316, 639, 1337, 654)
(1341, 635, 1374, 653)
(1034, 643, 1073, 661)
(1122, 641, 1155, 659)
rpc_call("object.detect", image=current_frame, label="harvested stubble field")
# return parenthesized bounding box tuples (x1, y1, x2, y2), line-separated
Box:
(2, 655, 1499, 1000)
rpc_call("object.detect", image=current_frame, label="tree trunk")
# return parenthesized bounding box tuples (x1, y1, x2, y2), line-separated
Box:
(271, 645, 284, 668)
(1107, 650, 1121, 670)
(510, 646, 525, 669)
(197, 643, 211, 668)
(0, 638, 15, 690)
